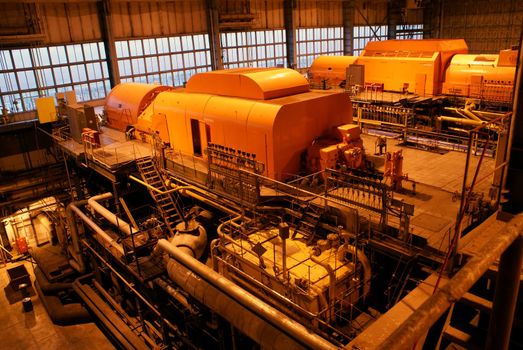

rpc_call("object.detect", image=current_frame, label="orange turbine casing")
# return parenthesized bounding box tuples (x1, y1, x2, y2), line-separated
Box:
(104, 82, 171, 131)
(139, 68, 352, 181)
(357, 39, 468, 96)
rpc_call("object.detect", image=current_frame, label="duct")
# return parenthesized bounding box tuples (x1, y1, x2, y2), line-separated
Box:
(337, 243, 372, 297)
(70, 204, 124, 257)
(158, 239, 336, 350)
(154, 278, 195, 314)
(66, 200, 88, 273)
(87, 193, 133, 236)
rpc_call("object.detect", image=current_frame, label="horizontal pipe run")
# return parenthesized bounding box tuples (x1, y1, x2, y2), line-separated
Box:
(376, 213, 523, 350)
(88, 192, 133, 236)
(70, 204, 124, 256)
(158, 239, 336, 350)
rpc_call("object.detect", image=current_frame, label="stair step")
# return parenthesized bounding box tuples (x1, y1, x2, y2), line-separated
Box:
(460, 292, 493, 314)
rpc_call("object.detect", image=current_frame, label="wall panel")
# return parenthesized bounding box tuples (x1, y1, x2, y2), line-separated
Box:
(437, 0, 522, 53)
(41, 2, 101, 44)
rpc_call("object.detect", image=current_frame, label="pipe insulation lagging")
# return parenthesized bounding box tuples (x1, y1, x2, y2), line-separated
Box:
(87, 193, 133, 236)
(159, 240, 336, 350)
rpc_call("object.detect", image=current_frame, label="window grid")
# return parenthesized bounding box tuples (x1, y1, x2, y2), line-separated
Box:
(353, 26, 389, 56)
(0, 42, 110, 113)
(116, 34, 212, 87)
(220, 29, 287, 69)
(296, 27, 343, 69)
(396, 24, 424, 40)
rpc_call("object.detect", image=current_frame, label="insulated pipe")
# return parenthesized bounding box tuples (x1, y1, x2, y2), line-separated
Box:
(438, 116, 486, 127)
(70, 204, 124, 257)
(310, 255, 336, 322)
(158, 240, 336, 350)
(338, 243, 372, 298)
(88, 193, 133, 236)
(66, 200, 88, 273)
(375, 213, 523, 350)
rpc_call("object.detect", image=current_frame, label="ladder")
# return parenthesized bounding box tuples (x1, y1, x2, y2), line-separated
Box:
(136, 157, 185, 236)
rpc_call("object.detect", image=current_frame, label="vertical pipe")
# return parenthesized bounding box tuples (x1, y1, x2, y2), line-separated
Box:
(485, 235, 523, 350)
(284, 0, 295, 69)
(342, 0, 354, 55)
(387, 0, 401, 39)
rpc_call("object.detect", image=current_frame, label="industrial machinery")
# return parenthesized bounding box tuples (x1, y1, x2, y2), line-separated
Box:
(26, 66, 516, 350)
(309, 39, 516, 152)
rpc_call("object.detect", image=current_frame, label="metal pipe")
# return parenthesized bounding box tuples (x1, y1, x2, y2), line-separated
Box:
(66, 200, 88, 272)
(158, 239, 336, 350)
(338, 243, 372, 297)
(88, 192, 133, 236)
(376, 213, 523, 350)
(71, 205, 124, 256)
(438, 116, 486, 127)
(310, 255, 336, 322)
(485, 235, 523, 350)
(129, 175, 182, 195)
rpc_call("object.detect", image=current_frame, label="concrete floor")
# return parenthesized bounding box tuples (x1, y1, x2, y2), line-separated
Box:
(0, 260, 114, 350)
(361, 133, 496, 252)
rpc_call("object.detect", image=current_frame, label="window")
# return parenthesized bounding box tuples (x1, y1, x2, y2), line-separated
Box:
(220, 29, 286, 69)
(0, 42, 110, 113)
(115, 34, 212, 87)
(353, 26, 389, 56)
(396, 24, 424, 40)
(296, 27, 343, 69)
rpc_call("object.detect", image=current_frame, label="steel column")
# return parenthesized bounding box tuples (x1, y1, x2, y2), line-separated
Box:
(485, 235, 523, 350)
(342, 0, 354, 55)
(284, 0, 296, 69)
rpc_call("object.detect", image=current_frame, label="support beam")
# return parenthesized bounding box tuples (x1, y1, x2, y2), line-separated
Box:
(485, 235, 523, 350)
(342, 0, 354, 55)
(388, 0, 403, 39)
(283, 0, 295, 69)
(97, 0, 120, 87)
(206, 0, 223, 70)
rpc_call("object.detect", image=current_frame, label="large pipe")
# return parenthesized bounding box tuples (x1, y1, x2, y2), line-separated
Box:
(88, 193, 133, 236)
(70, 204, 124, 257)
(158, 239, 336, 350)
(375, 213, 523, 350)
(66, 200, 88, 272)
(338, 243, 372, 297)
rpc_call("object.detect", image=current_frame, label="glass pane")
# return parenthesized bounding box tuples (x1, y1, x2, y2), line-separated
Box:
(34, 47, 51, 66)
(145, 57, 159, 73)
(129, 40, 143, 56)
(143, 39, 156, 55)
(53, 66, 71, 84)
(12, 49, 33, 69)
(67, 44, 84, 63)
(86, 62, 102, 80)
(0, 50, 13, 69)
(131, 58, 146, 74)
(70, 64, 87, 83)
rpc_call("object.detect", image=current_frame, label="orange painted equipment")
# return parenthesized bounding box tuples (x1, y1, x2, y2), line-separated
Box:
(384, 150, 406, 191)
(442, 51, 516, 103)
(309, 56, 358, 88)
(186, 67, 310, 100)
(104, 83, 170, 131)
(122, 68, 352, 181)
(357, 39, 468, 96)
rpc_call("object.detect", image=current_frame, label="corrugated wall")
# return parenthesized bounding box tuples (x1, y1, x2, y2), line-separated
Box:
(438, 0, 523, 53)
(110, 1, 208, 39)
(40, 2, 101, 44)
(296, 1, 343, 28)
(249, 0, 284, 29)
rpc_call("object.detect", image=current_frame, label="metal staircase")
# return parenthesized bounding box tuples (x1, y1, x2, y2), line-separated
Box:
(136, 157, 185, 236)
